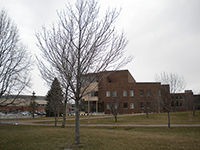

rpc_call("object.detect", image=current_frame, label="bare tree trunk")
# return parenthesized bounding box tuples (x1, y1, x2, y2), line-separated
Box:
(62, 100, 67, 128)
(114, 114, 117, 122)
(88, 100, 90, 123)
(167, 111, 170, 128)
(145, 107, 149, 118)
(146, 111, 149, 118)
(74, 99, 80, 144)
(55, 113, 57, 126)
(62, 87, 69, 128)
(193, 105, 196, 116)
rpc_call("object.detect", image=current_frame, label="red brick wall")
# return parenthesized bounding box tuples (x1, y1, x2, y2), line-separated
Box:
(98, 70, 165, 114)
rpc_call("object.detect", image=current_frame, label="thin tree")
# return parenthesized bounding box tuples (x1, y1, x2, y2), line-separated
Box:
(45, 78, 63, 126)
(183, 90, 195, 121)
(158, 85, 171, 128)
(36, 0, 132, 144)
(155, 72, 186, 128)
(110, 98, 123, 122)
(0, 10, 32, 106)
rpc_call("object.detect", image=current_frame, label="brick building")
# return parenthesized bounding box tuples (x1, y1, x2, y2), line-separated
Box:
(0, 95, 46, 113)
(81, 70, 200, 114)
(81, 70, 167, 114)
(1, 70, 199, 115)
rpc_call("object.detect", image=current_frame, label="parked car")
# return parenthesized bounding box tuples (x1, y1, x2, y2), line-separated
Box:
(37, 112, 46, 116)
(67, 111, 75, 116)
(21, 111, 30, 116)
(0, 112, 5, 116)
(79, 111, 86, 116)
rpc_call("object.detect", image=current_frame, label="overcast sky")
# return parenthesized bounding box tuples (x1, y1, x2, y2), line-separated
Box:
(1, 0, 200, 95)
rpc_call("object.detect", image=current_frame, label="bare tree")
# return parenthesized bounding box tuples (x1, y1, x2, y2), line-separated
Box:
(155, 72, 186, 93)
(36, 0, 132, 144)
(157, 85, 171, 128)
(0, 9, 32, 106)
(109, 97, 123, 122)
(135, 92, 154, 118)
(183, 90, 196, 121)
(155, 72, 186, 128)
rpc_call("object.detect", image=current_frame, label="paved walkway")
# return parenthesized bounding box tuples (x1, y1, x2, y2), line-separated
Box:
(1, 113, 200, 127)
(17, 122, 200, 127)
(16, 114, 200, 127)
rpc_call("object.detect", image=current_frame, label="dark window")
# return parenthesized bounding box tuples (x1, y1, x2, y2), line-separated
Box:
(140, 102, 144, 109)
(146, 102, 151, 108)
(171, 96, 174, 99)
(180, 96, 183, 99)
(91, 91, 98, 97)
(123, 102, 128, 109)
(171, 101, 174, 107)
(180, 101, 183, 107)
(140, 90, 144, 96)
(175, 96, 178, 99)
(176, 101, 179, 108)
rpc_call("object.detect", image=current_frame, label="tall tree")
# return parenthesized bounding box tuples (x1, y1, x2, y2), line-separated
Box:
(36, 0, 132, 144)
(155, 72, 186, 93)
(0, 10, 32, 106)
(155, 72, 186, 128)
(45, 78, 63, 126)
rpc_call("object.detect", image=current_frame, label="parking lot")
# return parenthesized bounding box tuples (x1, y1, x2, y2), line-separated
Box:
(0, 113, 36, 125)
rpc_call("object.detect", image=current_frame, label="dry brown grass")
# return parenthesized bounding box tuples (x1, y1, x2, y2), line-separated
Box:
(0, 125, 200, 150)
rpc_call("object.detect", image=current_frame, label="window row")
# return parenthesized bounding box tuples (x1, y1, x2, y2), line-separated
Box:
(106, 90, 134, 97)
(106, 102, 135, 109)
(171, 100, 183, 108)
(106, 90, 161, 97)
(171, 95, 183, 99)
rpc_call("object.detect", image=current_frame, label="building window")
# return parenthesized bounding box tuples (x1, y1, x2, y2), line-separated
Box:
(129, 90, 134, 97)
(123, 90, 127, 97)
(171, 96, 174, 99)
(114, 103, 118, 109)
(171, 101, 174, 108)
(140, 102, 144, 109)
(158, 90, 161, 96)
(91, 91, 98, 97)
(175, 101, 179, 108)
(140, 90, 144, 96)
(175, 96, 178, 99)
(180, 101, 183, 107)
(130, 102, 134, 109)
(146, 90, 150, 96)
(106, 91, 110, 97)
(123, 102, 128, 109)
(113, 91, 117, 97)
(180, 96, 183, 99)
(147, 102, 151, 108)
(106, 103, 110, 109)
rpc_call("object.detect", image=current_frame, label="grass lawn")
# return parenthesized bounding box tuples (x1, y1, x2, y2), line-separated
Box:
(0, 111, 200, 150)
(32, 110, 200, 125)
(0, 125, 200, 150)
